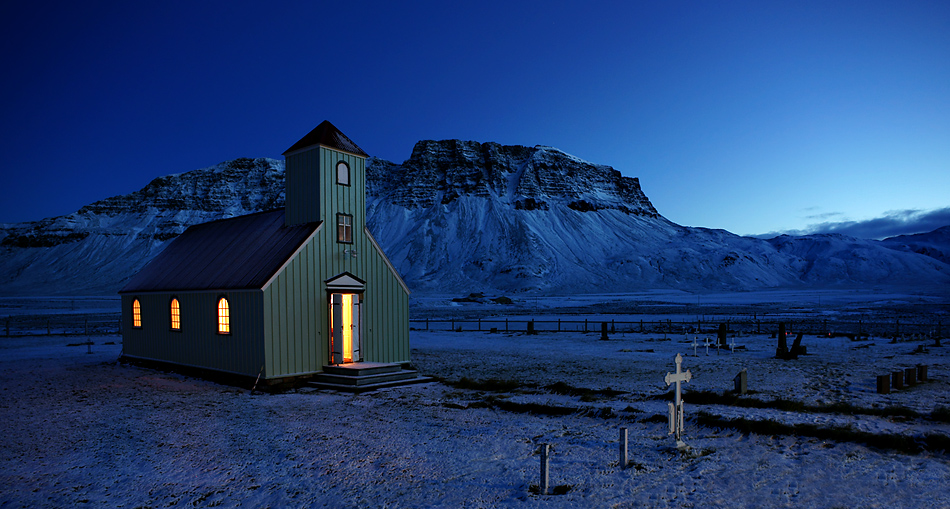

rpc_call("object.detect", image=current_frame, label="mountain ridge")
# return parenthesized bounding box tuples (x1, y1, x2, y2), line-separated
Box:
(1, 141, 948, 296)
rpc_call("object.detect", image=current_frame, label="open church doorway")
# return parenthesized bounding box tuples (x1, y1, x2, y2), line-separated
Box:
(330, 293, 362, 364)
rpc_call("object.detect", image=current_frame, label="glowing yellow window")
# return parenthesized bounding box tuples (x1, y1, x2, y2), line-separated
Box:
(132, 299, 142, 328)
(170, 298, 180, 330)
(217, 297, 230, 334)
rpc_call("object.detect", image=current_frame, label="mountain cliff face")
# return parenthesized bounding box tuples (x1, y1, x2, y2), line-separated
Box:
(0, 158, 283, 295)
(1, 142, 948, 296)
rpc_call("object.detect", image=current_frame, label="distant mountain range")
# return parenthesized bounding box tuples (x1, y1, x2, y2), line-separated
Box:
(1, 141, 948, 296)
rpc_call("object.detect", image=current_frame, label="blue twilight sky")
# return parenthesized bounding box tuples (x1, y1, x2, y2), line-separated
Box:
(1, 1, 948, 238)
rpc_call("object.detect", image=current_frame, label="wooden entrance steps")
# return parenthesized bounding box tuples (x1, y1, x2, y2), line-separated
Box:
(308, 362, 434, 393)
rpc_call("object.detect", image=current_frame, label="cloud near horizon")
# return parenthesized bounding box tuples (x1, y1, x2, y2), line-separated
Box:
(758, 207, 950, 240)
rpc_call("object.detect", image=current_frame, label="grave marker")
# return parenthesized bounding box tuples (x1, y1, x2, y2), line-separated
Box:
(664, 353, 692, 449)
(917, 364, 928, 382)
(904, 367, 917, 385)
(619, 427, 628, 469)
(734, 369, 748, 394)
(539, 444, 550, 495)
(892, 370, 904, 390)
(704, 337, 711, 356)
(876, 374, 890, 394)
(776, 323, 788, 358)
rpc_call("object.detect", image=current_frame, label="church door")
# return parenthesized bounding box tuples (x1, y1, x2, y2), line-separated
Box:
(330, 293, 362, 364)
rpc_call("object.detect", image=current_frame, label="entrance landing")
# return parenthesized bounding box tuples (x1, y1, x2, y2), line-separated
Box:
(309, 362, 433, 393)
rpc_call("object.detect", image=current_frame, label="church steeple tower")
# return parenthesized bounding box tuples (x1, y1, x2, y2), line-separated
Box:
(282, 120, 368, 226)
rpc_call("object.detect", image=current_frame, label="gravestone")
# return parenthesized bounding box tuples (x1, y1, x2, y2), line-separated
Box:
(619, 427, 628, 469)
(527, 320, 536, 335)
(892, 370, 904, 390)
(733, 369, 748, 394)
(917, 364, 928, 382)
(539, 444, 550, 495)
(789, 332, 805, 358)
(904, 367, 917, 385)
(601, 322, 609, 341)
(718, 323, 728, 347)
(704, 337, 711, 356)
(692, 338, 699, 356)
(876, 374, 890, 394)
(664, 353, 692, 450)
(775, 323, 789, 358)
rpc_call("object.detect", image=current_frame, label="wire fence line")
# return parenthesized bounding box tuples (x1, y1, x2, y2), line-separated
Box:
(2, 314, 942, 340)
(1, 314, 122, 337)
(410, 317, 945, 339)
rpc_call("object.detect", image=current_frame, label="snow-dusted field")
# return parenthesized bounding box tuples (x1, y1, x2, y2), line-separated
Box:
(2, 297, 950, 508)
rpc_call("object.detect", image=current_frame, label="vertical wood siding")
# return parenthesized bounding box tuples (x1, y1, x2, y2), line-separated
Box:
(262, 146, 410, 377)
(121, 291, 264, 377)
(285, 149, 321, 226)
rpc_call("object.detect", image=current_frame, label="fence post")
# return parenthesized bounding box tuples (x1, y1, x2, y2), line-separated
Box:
(557, 319, 561, 332)
(452, 319, 455, 331)
(4, 319, 8, 337)
(478, 318, 481, 332)
(426, 318, 429, 331)
(47, 319, 51, 336)
(584, 319, 588, 333)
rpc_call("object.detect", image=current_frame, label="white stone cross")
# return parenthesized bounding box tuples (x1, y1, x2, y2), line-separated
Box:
(692, 337, 699, 356)
(730, 336, 736, 353)
(664, 353, 692, 449)
(704, 337, 711, 356)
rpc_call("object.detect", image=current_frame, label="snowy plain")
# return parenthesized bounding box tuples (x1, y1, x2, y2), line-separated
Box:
(1, 292, 950, 508)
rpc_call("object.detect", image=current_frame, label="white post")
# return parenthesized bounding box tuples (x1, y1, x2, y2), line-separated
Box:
(730, 336, 736, 353)
(540, 444, 550, 495)
(692, 337, 699, 356)
(620, 427, 628, 469)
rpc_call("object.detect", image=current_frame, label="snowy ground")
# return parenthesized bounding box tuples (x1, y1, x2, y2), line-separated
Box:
(2, 297, 950, 507)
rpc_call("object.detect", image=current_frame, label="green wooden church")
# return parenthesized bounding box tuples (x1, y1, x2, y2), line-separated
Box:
(119, 121, 413, 390)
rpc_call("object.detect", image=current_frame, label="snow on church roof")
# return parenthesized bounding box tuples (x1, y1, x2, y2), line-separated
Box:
(283, 120, 368, 157)
(120, 210, 319, 293)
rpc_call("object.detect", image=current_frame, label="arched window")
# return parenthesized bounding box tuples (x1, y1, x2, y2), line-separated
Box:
(132, 299, 142, 328)
(336, 161, 350, 186)
(217, 297, 230, 334)
(170, 298, 181, 330)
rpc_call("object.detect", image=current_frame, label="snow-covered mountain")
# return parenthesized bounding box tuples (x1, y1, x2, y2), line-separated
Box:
(1, 143, 948, 296)
(0, 158, 284, 295)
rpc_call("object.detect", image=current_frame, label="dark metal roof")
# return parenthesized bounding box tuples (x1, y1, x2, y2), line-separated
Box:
(283, 120, 368, 157)
(120, 210, 319, 293)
